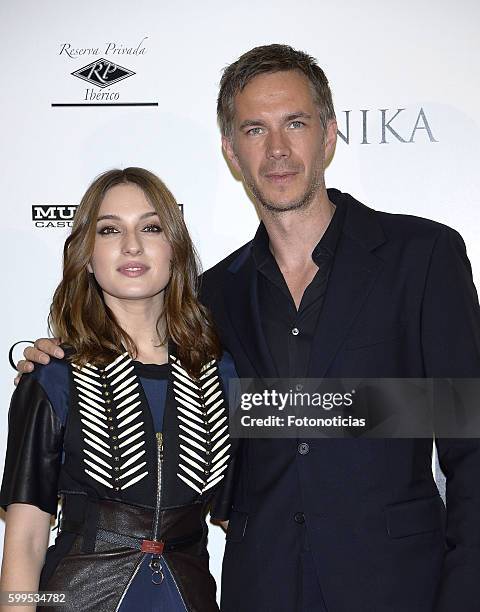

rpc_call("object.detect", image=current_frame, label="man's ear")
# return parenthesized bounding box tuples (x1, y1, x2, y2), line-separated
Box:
(324, 119, 337, 165)
(222, 135, 242, 174)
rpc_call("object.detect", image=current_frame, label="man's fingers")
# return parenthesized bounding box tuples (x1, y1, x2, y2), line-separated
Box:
(16, 359, 34, 373)
(33, 338, 64, 359)
(24, 346, 51, 365)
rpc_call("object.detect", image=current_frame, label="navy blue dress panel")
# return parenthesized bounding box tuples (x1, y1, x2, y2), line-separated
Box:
(118, 556, 187, 612)
(27, 357, 70, 427)
(133, 361, 169, 433)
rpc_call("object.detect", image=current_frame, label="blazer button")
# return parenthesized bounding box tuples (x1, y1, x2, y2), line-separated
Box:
(294, 512, 305, 524)
(298, 442, 309, 455)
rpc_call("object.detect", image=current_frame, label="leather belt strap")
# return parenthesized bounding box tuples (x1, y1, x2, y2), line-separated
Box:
(59, 494, 204, 554)
(95, 527, 204, 553)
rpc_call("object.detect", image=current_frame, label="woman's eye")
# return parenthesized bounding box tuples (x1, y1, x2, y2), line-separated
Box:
(98, 226, 119, 235)
(142, 224, 162, 233)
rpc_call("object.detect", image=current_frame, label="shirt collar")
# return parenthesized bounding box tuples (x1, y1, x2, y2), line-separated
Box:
(252, 193, 345, 270)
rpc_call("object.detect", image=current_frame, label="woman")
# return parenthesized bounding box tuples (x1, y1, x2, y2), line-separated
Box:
(0, 168, 235, 611)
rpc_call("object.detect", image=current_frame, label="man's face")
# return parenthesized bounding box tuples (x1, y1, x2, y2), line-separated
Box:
(223, 70, 337, 213)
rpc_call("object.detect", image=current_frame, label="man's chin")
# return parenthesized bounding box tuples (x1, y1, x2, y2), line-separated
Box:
(260, 197, 310, 213)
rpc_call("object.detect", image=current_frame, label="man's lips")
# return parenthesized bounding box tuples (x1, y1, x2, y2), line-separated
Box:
(117, 263, 149, 277)
(264, 172, 298, 184)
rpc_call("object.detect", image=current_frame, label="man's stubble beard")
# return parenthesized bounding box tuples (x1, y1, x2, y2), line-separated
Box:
(243, 166, 324, 214)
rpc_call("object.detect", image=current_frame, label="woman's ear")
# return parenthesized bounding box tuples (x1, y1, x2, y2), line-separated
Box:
(87, 262, 93, 274)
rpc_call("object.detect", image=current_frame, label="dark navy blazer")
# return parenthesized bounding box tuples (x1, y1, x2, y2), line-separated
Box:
(200, 190, 480, 612)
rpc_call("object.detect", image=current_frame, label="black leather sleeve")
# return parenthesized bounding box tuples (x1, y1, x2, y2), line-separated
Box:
(0, 374, 64, 516)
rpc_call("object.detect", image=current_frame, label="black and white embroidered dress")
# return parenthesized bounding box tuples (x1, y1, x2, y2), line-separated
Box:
(0, 349, 236, 612)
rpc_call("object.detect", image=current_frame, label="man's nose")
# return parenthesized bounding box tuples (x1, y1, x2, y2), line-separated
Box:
(266, 130, 291, 160)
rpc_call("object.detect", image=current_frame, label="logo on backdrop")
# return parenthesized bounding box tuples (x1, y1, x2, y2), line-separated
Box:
(337, 108, 437, 144)
(72, 59, 135, 88)
(32, 205, 78, 228)
(53, 37, 156, 107)
(32, 204, 184, 228)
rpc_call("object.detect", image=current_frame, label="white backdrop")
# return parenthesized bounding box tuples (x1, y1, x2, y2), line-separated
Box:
(1, 0, 479, 597)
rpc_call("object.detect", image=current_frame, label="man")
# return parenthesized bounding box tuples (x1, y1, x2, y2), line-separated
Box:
(17, 45, 480, 611)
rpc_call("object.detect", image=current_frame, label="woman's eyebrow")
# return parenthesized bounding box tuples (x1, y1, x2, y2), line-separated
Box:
(96, 211, 159, 222)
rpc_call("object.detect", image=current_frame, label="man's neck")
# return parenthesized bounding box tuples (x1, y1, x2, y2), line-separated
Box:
(260, 191, 335, 271)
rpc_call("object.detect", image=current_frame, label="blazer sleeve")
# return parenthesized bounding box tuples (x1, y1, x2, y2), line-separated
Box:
(0, 374, 64, 516)
(421, 226, 480, 612)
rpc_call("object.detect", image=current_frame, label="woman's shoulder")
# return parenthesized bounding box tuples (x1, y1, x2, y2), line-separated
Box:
(29, 355, 70, 389)
(23, 353, 72, 426)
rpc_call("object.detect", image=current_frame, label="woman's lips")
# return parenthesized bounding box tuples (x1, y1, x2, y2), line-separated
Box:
(117, 263, 149, 277)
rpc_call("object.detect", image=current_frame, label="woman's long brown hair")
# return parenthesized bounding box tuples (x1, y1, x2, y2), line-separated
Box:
(49, 167, 221, 377)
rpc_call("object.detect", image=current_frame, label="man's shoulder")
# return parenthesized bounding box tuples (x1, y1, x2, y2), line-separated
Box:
(341, 190, 463, 245)
(200, 240, 253, 296)
(377, 209, 457, 240)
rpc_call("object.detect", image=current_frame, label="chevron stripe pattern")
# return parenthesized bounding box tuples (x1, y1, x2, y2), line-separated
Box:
(72, 353, 148, 492)
(171, 355, 231, 495)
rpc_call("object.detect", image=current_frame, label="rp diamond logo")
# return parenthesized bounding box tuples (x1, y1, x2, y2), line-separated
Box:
(71, 59, 135, 88)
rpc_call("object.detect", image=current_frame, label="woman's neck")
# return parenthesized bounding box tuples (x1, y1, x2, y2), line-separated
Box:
(103, 294, 168, 365)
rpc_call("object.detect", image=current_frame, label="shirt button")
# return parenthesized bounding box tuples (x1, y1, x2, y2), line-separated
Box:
(294, 512, 305, 524)
(298, 442, 309, 455)
(291, 327, 299, 336)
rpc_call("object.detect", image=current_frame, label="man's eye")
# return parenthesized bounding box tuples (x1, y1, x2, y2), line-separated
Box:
(246, 127, 264, 136)
(142, 224, 162, 233)
(289, 120, 305, 129)
(98, 226, 119, 235)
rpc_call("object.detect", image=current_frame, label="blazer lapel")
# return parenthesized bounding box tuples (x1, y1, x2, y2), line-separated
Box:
(225, 246, 278, 378)
(308, 195, 386, 378)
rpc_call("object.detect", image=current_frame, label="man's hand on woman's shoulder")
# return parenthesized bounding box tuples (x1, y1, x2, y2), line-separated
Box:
(15, 338, 64, 385)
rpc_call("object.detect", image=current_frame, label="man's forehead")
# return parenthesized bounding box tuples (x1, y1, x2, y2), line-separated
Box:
(232, 70, 317, 118)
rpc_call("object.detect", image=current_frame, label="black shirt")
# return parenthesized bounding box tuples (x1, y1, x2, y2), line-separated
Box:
(252, 194, 345, 378)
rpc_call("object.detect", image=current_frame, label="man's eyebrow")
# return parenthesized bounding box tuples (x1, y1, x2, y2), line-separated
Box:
(239, 119, 267, 130)
(238, 112, 313, 131)
(285, 112, 312, 122)
(96, 211, 159, 222)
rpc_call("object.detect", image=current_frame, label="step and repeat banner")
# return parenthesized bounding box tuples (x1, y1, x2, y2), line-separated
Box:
(1, 0, 479, 595)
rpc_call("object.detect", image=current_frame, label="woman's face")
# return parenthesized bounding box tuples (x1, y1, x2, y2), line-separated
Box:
(88, 183, 172, 304)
